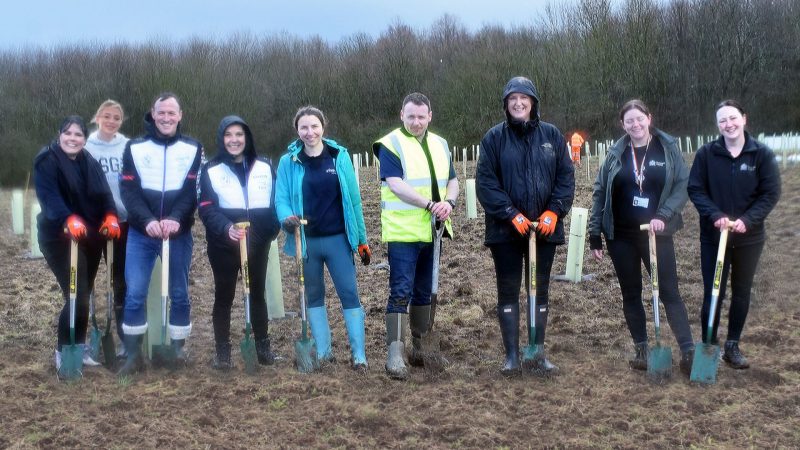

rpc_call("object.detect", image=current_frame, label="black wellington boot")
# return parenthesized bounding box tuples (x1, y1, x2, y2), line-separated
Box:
(498, 304, 521, 376)
(212, 342, 232, 371)
(629, 342, 649, 371)
(723, 341, 750, 369)
(529, 305, 559, 376)
(172, 339, 188, 366)
(256, 337, 276, 365)
(116, 334, 143, 377)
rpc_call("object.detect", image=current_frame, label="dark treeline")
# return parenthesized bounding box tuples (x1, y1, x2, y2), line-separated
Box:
(1, 0, 798, 186)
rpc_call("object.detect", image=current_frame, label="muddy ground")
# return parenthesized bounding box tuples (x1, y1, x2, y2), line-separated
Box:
(0, 159, 798, 449)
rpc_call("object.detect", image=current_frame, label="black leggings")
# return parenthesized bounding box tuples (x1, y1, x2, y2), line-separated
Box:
(700, 241, 764, 343)
(41, 237, 104, 351)
(207, 241, 270, 344)
(489, 240, 557, 307)
(607, 234, 693, 351)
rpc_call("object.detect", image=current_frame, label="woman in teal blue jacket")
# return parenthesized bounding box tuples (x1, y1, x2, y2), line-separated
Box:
(275, 106, 371, 370)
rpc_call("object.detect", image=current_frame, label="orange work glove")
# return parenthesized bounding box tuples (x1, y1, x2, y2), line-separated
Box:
(64, 214, 87, 240)
(511, 213, 533, 236)
(537, 210, 558, 236)
(358, 244, 371, 266)
(99, 214, 121, 239)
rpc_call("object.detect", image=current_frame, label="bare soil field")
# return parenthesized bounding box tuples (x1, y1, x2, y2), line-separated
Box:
(0, 160, 798, 449)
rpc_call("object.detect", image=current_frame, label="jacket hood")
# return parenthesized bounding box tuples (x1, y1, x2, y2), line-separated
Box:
(144, 111, 182, 144)
(216, 115, 255, 164)
(502, 76, 541, 126)
(87, 130, 127, 147)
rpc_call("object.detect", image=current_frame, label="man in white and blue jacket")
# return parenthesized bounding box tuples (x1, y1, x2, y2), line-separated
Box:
(117, 92, 203, 376)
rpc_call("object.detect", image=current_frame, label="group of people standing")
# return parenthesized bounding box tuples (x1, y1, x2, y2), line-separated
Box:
(588, 99, 781, 376)
(34, 75, 780, 382)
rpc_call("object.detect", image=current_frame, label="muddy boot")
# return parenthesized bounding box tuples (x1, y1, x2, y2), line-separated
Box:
(408, 304, 430, 367)
(172, 339, 188, 366)
(116, 334, 143, 377)
(629, 342, 648, 371)
(679, 346, 694, 377)
(528, 305, 559, 376)
(256, 337, 276, 366)
(498, 304, 521, 376)
(307, 306, 334, 363)
(723, 341, 749, 369)
(385, 313, 408, 380)
(343, 307, 367, 371)
(212, 342, 232, 371)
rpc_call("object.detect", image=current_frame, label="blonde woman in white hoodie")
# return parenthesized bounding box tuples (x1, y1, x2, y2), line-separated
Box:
(85, 99, 129, 358)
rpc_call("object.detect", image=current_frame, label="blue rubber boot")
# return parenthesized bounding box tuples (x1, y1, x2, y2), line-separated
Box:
(307, 306, 334, 362)
(343, 307, 368, 371)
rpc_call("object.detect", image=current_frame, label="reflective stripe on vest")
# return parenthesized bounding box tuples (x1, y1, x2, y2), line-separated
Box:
(376, 129, 453, 242)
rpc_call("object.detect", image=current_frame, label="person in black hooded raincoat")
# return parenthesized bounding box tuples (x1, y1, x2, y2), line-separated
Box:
(476, 76, 575, 376)
(198, 115, 281, 370)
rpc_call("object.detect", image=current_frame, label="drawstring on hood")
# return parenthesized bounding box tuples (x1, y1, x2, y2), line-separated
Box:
(502, 76, 541, 132)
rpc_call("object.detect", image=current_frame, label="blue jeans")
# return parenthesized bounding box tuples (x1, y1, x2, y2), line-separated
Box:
(122, 228, 193, 339)
(386, 241, 434, 314)
(304, 233, 360, 310)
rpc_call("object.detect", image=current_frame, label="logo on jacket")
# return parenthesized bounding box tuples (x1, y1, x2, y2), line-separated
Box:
(740, 163, 755, 172)
(648, 160, 666, 167)
(541, 143, 553, 150)
(326, 168, 336, 175)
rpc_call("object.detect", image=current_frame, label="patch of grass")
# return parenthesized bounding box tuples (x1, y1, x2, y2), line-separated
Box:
(268, 397, 287, 411)
(117, 375, 132, 388)
(23, 429, 51, 444)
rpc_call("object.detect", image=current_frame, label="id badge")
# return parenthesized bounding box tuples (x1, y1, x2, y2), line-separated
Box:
(632, 196, 650, 208)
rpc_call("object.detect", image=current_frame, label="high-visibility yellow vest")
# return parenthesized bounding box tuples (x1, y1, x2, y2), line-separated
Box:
(375, 128, 453, 242)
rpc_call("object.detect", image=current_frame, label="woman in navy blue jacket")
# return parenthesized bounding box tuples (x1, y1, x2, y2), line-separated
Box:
(688, 100, 781, 369)
(34, 116, 120, 373)
(477, 77, 575, 376)
(198, 116, 281, 370)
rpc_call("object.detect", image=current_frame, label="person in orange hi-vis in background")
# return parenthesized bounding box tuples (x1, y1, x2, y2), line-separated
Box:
(570, 132, 585, 166)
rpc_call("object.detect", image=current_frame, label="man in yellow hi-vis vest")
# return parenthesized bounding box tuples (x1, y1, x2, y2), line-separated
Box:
(372, 92, 459, 380)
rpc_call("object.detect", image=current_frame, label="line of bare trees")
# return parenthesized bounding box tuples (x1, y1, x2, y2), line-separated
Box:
(1, 0, 797, 185)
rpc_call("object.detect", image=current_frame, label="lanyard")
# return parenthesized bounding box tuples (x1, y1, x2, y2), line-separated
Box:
(630, 137, 651, 194)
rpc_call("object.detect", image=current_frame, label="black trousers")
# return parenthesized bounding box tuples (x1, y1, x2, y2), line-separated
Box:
(700, 240, 764, 343)
(607, 234, 694, 351)
(488, 240, 557, 308)
(41, 237, 104, 351)
(207, 241, 270, 344)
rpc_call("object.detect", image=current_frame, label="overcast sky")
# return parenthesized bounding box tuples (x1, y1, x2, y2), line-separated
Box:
(2, 0, 567, 50)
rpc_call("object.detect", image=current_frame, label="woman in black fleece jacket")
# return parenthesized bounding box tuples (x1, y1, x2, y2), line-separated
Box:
(688, 100, 781, 369)
(34, 116, 119, 374)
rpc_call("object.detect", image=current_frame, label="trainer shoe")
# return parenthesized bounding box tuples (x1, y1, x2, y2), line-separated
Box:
(82, 345, 101, 366)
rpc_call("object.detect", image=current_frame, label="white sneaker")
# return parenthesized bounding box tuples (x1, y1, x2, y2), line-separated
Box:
(82, 345, 101, 366)
(55, 350, 62, 370)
